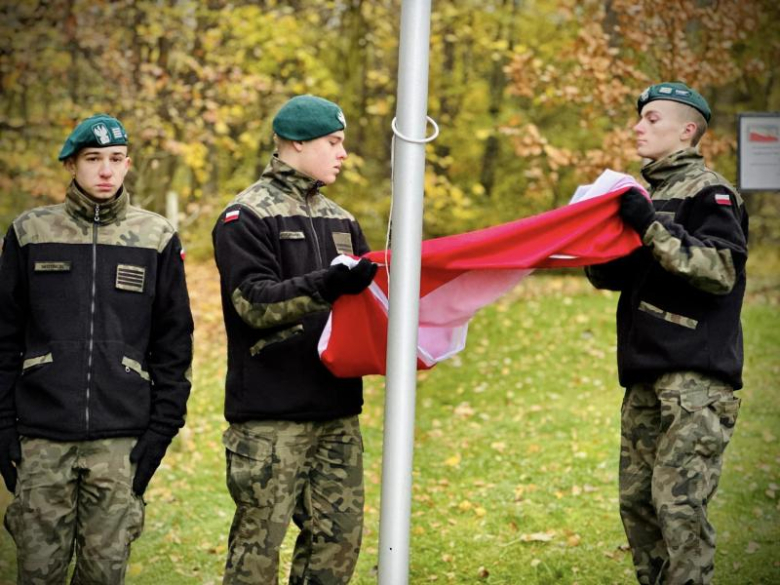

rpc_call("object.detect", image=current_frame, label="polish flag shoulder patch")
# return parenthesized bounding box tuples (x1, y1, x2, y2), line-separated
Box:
(224, 209, 241, 223)
(714, 193, 732, 206)
(180, 248, 186, 261)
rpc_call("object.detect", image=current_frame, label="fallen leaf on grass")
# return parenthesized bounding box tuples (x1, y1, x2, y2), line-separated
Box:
(520, 531, 555, 542)
(444, 453, 462, 467)
(745, 541, 760, 554)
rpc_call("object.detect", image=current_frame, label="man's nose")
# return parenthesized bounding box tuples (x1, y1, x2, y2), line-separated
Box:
(99, 161, 113, 176)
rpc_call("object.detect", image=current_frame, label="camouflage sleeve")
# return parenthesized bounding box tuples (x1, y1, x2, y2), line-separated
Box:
(643, 186, 748, 295)
(0, 229, 26, 429)
(213, 205, 331, 330)
(585, 251, 642, 291)
(146, 234, 194, 437)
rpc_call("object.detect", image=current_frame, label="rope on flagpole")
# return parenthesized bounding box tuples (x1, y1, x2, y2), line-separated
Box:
(385, 116, 440, 291)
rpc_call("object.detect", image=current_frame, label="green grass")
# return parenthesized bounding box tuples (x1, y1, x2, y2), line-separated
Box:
(1, 266, 778, 584)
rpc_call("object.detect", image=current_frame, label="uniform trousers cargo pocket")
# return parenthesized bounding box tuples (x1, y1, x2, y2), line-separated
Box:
(223, 426, 276, 509)
(655, 373, 739, 465)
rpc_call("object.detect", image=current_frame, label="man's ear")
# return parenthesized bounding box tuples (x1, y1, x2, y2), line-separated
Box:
(64, 158, 75, 176)
(291, 140, 305, 153)
(680, 121, 697, 142)
(125, 156, 132, 170)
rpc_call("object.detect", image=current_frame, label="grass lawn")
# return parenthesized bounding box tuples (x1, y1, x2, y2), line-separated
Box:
(1, 258, 778, 584)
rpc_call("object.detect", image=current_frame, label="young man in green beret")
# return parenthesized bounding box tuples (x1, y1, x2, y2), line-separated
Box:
(586, 83, 748, 584)
(212, 95, 376, 584)
(0, 114, 194, 583)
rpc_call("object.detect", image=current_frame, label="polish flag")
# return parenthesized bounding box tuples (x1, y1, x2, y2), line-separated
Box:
(224, 209, 241, 223)
(318, 170, 645, 377)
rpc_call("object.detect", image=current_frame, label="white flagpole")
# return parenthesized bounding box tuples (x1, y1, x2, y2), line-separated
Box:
(378, 0, 433, 583)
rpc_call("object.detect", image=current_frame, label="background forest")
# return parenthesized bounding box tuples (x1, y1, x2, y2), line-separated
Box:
(1, 0, 779, 254)
(2, 2, 780, 583)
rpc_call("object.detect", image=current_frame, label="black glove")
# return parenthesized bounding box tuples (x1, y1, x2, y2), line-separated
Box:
(130, 430, 173, 496)
(321, 258, 378, 303)
(0, 427, 21, 493)
(619, 187, 656, 236)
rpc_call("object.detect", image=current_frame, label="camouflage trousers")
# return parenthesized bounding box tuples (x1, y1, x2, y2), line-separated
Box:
(3, 437, 144, 585)
(222, 416, 364, 585)
(619, 372, 740, 585)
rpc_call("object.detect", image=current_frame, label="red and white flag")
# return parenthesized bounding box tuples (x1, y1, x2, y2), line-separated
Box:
(318, 170, 645, 377)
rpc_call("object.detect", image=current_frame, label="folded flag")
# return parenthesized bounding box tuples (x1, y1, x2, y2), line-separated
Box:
(318, 170, 645, 377)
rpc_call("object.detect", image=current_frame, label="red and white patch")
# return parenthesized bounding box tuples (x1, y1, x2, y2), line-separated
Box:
(224, 209, 241, 223)
(714, 194, 732, 206)
(180, 248, 186, 261)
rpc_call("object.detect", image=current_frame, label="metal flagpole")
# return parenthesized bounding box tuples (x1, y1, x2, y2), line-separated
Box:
(378, 0, 434, 583)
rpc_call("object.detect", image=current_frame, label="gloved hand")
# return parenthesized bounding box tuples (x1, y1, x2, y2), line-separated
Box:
(321, 258, 378, 303)
(130, 429, 173, 496)
(0, 427, 21, 493)
(620, 187, 656, 236)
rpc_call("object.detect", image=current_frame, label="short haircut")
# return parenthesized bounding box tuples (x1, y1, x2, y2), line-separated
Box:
(677, 103, 708, 146)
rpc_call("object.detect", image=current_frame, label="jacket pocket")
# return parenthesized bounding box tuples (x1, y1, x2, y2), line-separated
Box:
(121, 356, 150, 381)
(638, 301, 698, 330)
(91, 342, 151, 432)
(16, 342, 86, 435)
(22, 352, 53, 373)
(249, 323, 304, 357)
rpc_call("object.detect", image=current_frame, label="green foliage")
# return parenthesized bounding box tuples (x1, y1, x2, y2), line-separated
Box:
(1, 0, 779, 249)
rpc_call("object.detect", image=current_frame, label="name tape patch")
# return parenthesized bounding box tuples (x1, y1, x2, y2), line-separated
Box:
(34, 261, 72, 272)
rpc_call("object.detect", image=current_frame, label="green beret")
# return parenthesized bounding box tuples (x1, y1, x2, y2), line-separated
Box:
(58, 114, 128, 161)
(272, 95, 346, 141)
(637, 82, 711, 122)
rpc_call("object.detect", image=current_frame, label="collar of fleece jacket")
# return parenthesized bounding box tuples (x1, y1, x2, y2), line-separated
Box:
(65, 180, 129, 226)
(262, 154, 324, 201)
(640, 147, 705, 190)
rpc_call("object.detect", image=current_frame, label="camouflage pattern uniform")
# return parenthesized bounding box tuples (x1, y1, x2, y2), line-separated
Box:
(0, 181, 193, 583)
(223, 418, 363, 584)
(213, 156, 371, 584)
(4, 438, 144, 584)
(586, 148, 748, 584)
(620, 372, 740, 584)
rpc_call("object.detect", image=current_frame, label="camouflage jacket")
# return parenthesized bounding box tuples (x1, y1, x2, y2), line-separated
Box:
(0, 182, 194, 440)
(586, 148, 749, 389)
(212, 156, 370, 422)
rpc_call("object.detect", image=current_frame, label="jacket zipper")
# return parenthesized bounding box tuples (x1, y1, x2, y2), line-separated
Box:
(304, 192, 324, 269)
(85, 203, 100, 434)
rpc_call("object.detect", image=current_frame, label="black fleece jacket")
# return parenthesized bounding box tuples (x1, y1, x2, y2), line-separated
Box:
(212, 156, 369, 423)
(0, 183, 193, 440)
(586, 149, 748, 389)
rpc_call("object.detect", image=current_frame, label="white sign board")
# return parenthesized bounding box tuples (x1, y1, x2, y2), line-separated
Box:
(738, 112, 780, 192)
